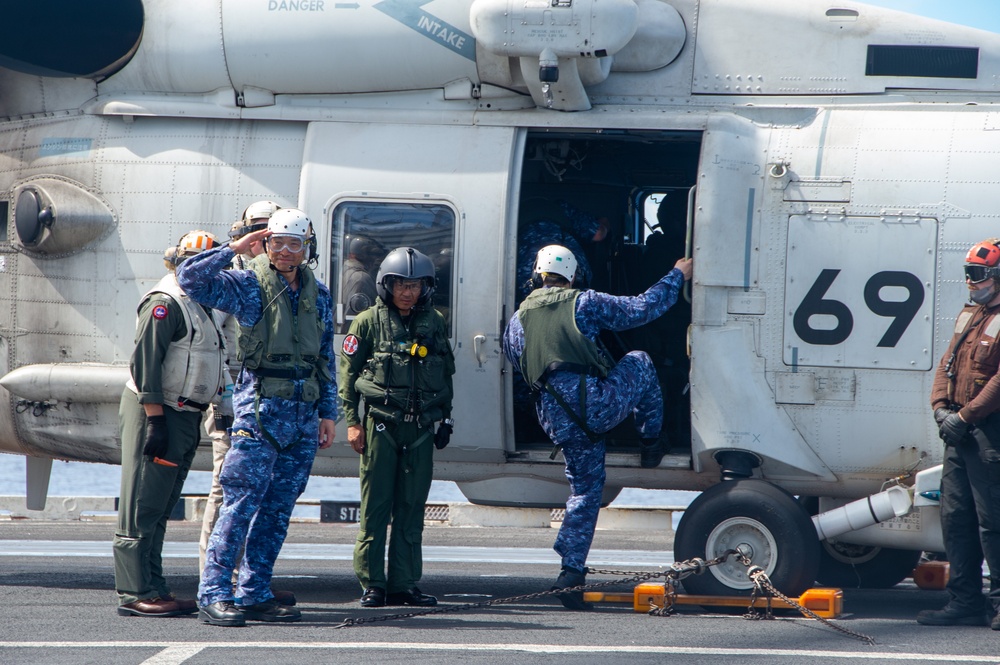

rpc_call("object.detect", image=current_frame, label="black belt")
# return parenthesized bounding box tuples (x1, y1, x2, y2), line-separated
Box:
(177, 397, 211, 412)
(254, 367, 314, 380)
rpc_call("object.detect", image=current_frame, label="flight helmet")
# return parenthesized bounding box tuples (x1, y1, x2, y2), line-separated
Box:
(964, 240, 1000, 284)
(376, 247, 436, 305)
(165, 230, 219, 267)
(265, 207, 317, 261)
(348, 235, 387, 268)
(533, 244, 577, 284)
(230, 200, 280, 239)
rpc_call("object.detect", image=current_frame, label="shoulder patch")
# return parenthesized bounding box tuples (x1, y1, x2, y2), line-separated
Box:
(152, 304, 169, 320)
(343, 334, 360, 356)
(985, 315, 1000, 340)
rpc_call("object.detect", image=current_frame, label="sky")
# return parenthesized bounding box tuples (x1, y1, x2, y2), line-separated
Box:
(862, 0, 1000, 34)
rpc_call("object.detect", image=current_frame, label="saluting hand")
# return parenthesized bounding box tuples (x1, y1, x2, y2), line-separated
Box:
(231, 228, 270, 256)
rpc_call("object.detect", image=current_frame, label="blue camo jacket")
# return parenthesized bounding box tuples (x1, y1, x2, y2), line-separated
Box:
(176, 246, 340, 447)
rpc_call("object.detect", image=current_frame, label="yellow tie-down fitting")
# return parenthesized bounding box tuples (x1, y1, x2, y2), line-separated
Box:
(408, 343, 428, 358)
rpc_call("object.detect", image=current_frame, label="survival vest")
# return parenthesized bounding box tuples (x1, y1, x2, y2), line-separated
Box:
(517, 287, 614, 447)
(238, 256, 330, 403)
(127, 273, 227, 413)
(518, 287, 613, 391)
(353, 300, 451, 427)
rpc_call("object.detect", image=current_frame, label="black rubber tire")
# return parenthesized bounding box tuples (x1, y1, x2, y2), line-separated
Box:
(674, 479, 820, 597)
(815, 541, 921, 589)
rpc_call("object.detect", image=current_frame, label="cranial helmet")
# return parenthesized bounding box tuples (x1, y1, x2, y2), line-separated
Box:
(348, 235, 386, 265)
(964, 240, 1000, 283)
(165, 230, 219, 267)
(267, 207, 311, 238)
(376, 247, 436, 305)
(533, 244, 577, 284)
(231, 200, 280, 239)
(265, 207, 317, 261)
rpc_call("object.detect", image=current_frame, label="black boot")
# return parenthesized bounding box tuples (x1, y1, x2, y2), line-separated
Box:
(640, 437, 665, 468)
(551, 566, 593, 611)
(199, 601, 246, 627)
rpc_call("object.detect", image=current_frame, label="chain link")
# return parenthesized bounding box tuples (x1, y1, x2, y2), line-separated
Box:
(334, 548, 877, 647)
(738, 553, 876, 646)
(334, 550, 740, 629)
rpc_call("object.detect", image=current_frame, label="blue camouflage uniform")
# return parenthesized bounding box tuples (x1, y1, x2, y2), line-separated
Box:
(502, 268, 685, 571)
(516, 201, 602, 301)
(176, 246, 340, 608)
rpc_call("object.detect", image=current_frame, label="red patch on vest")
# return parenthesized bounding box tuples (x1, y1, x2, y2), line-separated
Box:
(152, 304, 168, 320)
(343, 334, 359, 356)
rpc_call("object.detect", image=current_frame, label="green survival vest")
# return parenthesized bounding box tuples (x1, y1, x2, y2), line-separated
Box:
(237, 256, 330, 402)
(518, 287, 613, 392)
(518, 287, 615, 448)
(354, 301, 452, 427)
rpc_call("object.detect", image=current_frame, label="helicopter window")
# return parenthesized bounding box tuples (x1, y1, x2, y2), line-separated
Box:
(632, 188, 691, 253)
(331, 200, 455, 335)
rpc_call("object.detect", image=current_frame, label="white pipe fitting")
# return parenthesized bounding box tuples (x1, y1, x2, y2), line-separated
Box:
(811, 485, 912, 541)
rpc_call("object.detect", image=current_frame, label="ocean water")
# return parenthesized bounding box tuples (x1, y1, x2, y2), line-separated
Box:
(0, 453, 696, 518)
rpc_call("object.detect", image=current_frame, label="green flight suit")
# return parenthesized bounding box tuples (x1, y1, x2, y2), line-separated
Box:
(113, 291, 211, 605)
(339, 298, 454, 592)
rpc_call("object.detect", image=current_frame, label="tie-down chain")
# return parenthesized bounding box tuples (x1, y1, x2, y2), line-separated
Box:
(334, 548, 876, 644)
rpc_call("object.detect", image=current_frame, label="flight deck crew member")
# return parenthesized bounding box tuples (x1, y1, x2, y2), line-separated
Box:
(922, 239, 1000, 630)
(176, 208, 338, 627)
(114, 230, 227, 618)
(502, 244, 692, 610)
(339, 247, 455, 608)
(197, 200, 296, 607)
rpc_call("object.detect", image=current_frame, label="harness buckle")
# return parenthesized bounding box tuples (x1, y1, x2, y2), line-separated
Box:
(375, 422, 386, 432)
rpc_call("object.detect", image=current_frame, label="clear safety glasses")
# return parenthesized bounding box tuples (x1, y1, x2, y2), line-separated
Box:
(392, 279, 424, 294)
(269, 235, 304, 253)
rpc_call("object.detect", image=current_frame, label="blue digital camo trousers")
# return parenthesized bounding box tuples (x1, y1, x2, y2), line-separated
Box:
(546, 351, 663, 572)
(198, 432, 318, 607)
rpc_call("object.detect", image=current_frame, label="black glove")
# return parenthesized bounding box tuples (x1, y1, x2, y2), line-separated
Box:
(939, 413, 970, 447)
(434, 421, 453, 450)
(142, 414, 169, 459)
(933, 408, 953, 425)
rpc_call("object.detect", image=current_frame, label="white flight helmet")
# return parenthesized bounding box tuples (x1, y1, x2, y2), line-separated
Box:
(244, 200, 280, 222)
(533, 244, 577, 284)
(231, 200, 280, 239)
(265, 207, 317, 262)
(267, 207, 311, 238)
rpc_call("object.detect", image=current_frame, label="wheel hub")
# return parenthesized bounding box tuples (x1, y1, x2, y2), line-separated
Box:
(704, 517, 778, 590)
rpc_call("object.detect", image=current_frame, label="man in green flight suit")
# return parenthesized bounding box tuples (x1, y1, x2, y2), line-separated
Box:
(339, 246, 455, 608)
(115, 230, 227, 617)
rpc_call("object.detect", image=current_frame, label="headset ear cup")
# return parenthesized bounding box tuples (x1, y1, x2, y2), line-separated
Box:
(307, 224, 318, 263)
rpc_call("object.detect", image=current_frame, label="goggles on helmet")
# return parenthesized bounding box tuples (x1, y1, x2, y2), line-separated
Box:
(229, 220, 269, 239)
(965, 264, 999, 284)
(269, 235, 304, 253)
